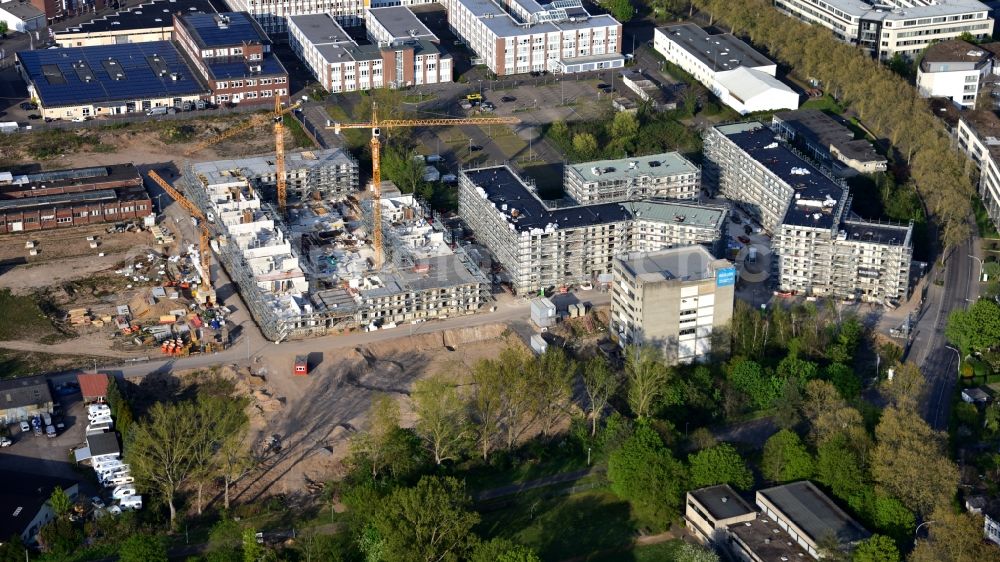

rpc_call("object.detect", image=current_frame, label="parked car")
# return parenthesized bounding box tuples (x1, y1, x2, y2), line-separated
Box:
(500, 96, 516, 102)
(469, 144, 483, 152)
(19, 421, 30, 433)
(737, 235, 751, 244)
(481, 101, 495, 110)
(91, 497, 105, 510)
(0, 436, 11, 447)
(19, 102, 37, 111)
(27, 114, 41, 120)
(45, 425, 56, 438)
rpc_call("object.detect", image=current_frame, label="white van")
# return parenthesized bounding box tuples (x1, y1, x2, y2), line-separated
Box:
(105, 476, 135, 487)
(112, 485, 137, 500)
(118, 495, 142, 510)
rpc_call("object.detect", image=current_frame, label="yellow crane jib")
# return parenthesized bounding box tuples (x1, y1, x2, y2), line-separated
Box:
(327, 103, 519, 270)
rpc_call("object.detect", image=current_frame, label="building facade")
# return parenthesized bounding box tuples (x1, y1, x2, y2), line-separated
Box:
(564, 152, 700, 204)
(0, 376, 53, 424)
(704, 122, 913, 303)
(773, 0, 994, 61)
(610, 246, 734, 363)
(173, 12, 289, 106)
(955, 111, 1000, 234)
(916, 40, 993, 108)
(289, 13, 451, 93)
(365, 6, 438, 45)
(443, 0, 623, 76)
(225, 0, 365, 33)
(458, 165, 727, 295)
(54, 0, 216, 47)
(191, 149, 359, 203)
(0, 2, 45, 32)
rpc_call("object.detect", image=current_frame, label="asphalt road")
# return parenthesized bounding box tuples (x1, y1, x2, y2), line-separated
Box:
(910, 229, 976, 430)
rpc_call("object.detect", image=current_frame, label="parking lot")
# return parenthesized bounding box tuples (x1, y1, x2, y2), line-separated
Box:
(719, 202, 775, 309)
(0, 388, 91, 484)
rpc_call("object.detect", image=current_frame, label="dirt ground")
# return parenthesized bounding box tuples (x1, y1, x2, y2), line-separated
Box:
(148, 324, 521, 505)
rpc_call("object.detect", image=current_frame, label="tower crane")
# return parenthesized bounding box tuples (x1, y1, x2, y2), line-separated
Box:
(182, 97, 301, 211)
(328, 103, 519, 269)
(147, 170, 216, 306)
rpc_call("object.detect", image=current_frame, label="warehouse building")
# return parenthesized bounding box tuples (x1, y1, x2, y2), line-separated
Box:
(458, 165, 727, 295)
(704, 122, 913, 303)
(0, 376, 53, 425)
(654, 24, 798, 115)
(16, 41, 209, 120)
(443, 0, 623, 76)
(757, 481, 871, 558)
(54, 0, 216, 47)
(288, 13, 451, 93)
(0, 164, 152, 234)
(772, 110, 887, 175)
(564, 152, 700, 204)
(610, 246, 735, 363)
(0, 2, 45, 33)
(192, 149, 358, 202)
(173, 12, 289, 106)
(955, 110, 1000, 235)
(774, 0, 993, 61)
(0, 472, 78, 546)
(365, 6, 438, 45)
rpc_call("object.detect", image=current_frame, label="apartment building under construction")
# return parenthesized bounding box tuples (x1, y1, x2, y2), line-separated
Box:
(458, 165, 727, 295)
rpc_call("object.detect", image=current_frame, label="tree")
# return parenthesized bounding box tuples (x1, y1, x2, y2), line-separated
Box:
(852, 535, 900, 562)
(910, 508, 997, 562)
(762, 429, 814, 482)
(0, 21, 9, 37)
(688, 443, 754, 490)
(191, 393, 249, 515)
(608, 424, 688, 523)
(675, 542, 720, 562)
(412, 375, 470, 465)
(532, 347, 577, 436)
(371, 476, 479, 562)
(871, 407, 958, 515)
(946, 298, 1000, 355)
(382, 145, 429, 196)
(38, 518, 81, 558)
(127, 401, 201, 525)
(815, 433, 867, 500)
(572, 132, 599, 160)
(350, 394, 402, 480)
(824, 363, 861, 400)
(606, 0, 635, 22)
(243, 528, 263, 562)
(609, 111, 639, 153)
(470, 538, 541, 562)
(625, 346, 671, 419)
(49, 486, 72, 518)
(215, 401, 253, 510)
(106, 379, 134, 441)
(0, 535, 27, 562)
(880, 362, 925, 409)
(119, 534, 168, 562)
(581, 355, 619, 436)
(802, 380, 866, 447)
(727, 358, 782, 410)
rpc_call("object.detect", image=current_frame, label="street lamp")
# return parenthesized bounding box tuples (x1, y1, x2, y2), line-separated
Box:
(945, 345, 962, 375)
(970, 254, 984, 283)
(914, 520, 936, 539)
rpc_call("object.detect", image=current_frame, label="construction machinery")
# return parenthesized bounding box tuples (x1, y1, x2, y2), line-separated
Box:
(182, 97, 301, 211)
(147, 170, 216, 305)
(328, 103, 519, 269)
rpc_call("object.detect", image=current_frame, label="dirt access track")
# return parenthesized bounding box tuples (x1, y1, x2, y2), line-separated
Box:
(189, 323, 518, 503)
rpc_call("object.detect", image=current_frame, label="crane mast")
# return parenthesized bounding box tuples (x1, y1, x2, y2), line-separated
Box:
(329, 103, 519, 270)
(274, 96, 288, 213)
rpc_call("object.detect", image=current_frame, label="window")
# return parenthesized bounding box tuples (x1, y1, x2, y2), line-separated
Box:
(261, 90, 272, 97)
(260, 78, 272, 85)
(249, 53, 261, 60)
(276, 77, 287, 84)
(233, 80, 243, 88)
(246, 79, 256, 86)
(218, 94, 230, 101)
(233, 47, 243, 55)
(217, 81, 228, 89)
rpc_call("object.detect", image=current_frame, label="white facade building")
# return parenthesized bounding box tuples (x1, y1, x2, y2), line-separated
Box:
(225, 0, 365, 34)
(654, 24, 798, 115)
(443, 0, 623, 75)
(564, 152, 701, 204)
(774, 0, 994, 61)
(365, 6, 438, 45)
(916, 39, 994, 108)
(956, 111, 1000, 235)
(288, 13, 451, 93)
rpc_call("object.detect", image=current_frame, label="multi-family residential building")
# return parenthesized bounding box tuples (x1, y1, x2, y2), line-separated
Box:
(288, 13, 451, 93)
(443, 0, 623, 75)
(458, 165, 727, 295)
(563, 152, 701, 204)
(774, 0, 994, 61)
(365, 6, 439, 45)
(610, 246, 735, 363)
(55, 0, 216, 47)
(654, 24, 799, 114)
(955, 110, 1000, 234)
(225, 0, 365, 33)
(704, 122, 913, 303)
(191, 149, 359, 202)
(173, 12, 289, 106)
(772, 110, 887, 175)
(916, 39, 994, 108)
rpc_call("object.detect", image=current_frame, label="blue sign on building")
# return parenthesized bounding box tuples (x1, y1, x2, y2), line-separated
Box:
(716, 267, 737, 287)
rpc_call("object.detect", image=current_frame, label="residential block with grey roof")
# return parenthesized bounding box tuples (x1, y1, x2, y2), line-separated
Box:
(564, 152, 701, 204)
(0, 375, 52, 424)
(703, 122, 912, 304)
(458, 165, 727, 295)
(772, 110, 887, 175)
(365, 6, 438, 45)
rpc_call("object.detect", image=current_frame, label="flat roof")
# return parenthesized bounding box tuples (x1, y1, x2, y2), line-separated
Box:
(0, 1, 45, 20)
(367, 6, 438, 42)
(177, 12, 269, 49)
(719, 123, 847, 229)
(657, 23, 773, 72)
(921, 39, 991, 64)
(841, 218, 911, 246)
(192, 149, 355, 186)
(463, 165, 724, 232)
(618, 245, 726, 284)
(202, 52, 286, 80)
(86, 431, 121, 457)
(0, 471, 77, 541)
(17, 41, 208, 108)
(57, 0, 215, 35)
(689, 485, 756, 521)
(0, 163, 141, 196)
(959, 109, 1000, 160)
(773, 109, 885, 164)
(0, 186, 149, 211)
(727, 517, 812, 560)
(288, 13, 354, 46)
(757, 481, 871, 546)
(809, 0, 989, 21)
(568, 152, 697, 184)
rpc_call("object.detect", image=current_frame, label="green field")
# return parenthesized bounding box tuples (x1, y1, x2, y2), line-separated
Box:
(588, 540, 685, 562)
(0, 289, 60, 341)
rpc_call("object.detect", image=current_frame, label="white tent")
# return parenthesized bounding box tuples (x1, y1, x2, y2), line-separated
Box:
(712, 67, 800, 115)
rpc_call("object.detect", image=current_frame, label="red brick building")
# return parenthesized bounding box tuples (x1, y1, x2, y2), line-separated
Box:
(173, 12, 289, 106)
(0, 164, 152, 233)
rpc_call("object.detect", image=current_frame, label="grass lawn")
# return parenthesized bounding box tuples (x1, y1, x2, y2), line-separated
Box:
(460, 451, 591, 492)
(801, 94, 846, 115)
(283, 114, 315, 149)
(0, 289, 60, 341)
(477, 489, 636, 561)
(0, 348, 102, 379)
(587, 539, 685, 562)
